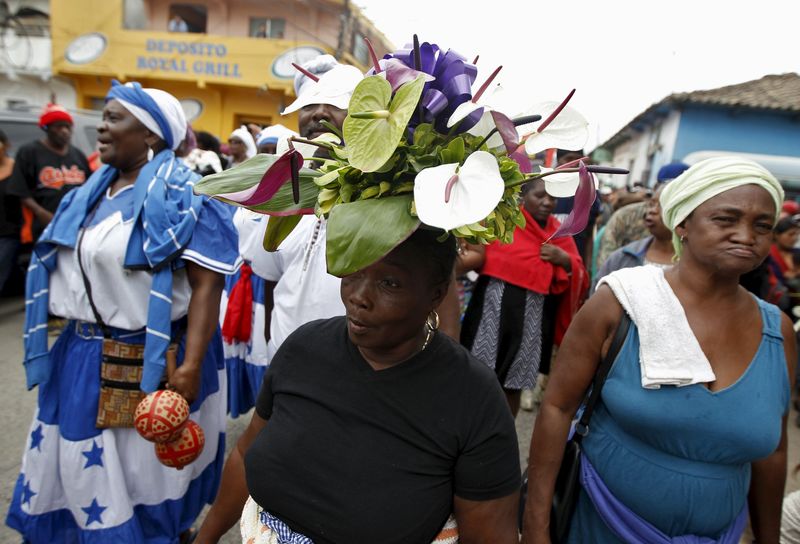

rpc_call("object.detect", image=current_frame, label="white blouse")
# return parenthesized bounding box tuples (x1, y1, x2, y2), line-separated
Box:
(49, 189, 192, 330)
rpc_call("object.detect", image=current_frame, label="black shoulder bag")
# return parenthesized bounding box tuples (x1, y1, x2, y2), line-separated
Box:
(519, 312, 631, 542)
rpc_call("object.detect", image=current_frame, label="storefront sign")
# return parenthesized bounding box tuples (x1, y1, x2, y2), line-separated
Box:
(136, 39, 242, 78)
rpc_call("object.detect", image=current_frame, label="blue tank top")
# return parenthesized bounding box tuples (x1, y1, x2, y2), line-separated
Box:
(574, 297, 789, 540)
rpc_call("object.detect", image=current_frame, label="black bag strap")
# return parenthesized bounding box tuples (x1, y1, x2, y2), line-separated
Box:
(574, 311, 631, 442)
(76, 207, 111, 338)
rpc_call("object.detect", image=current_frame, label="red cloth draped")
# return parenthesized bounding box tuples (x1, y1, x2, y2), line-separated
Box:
(222, 263, 253, 344)
(481, 207, 589, 345)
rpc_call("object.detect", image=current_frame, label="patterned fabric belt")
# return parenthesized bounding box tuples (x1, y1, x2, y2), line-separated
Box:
(73, 319, 186, 343)
(73, 320, 147, 341)
(259, 511, 314, 544)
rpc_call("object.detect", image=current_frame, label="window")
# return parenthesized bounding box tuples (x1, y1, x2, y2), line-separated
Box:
(249, 18, 285, 39)
(352, 34, 369, 65)
(13, 6, 50, 38)
(122, 0, 148, 30)
(88, 97, 106, 111)
(168, 4, 207, 33)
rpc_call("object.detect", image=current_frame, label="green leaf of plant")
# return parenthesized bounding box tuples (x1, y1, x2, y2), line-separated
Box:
(194, 154, 320, 215)
(343, 75, 426, 173)
(326, 195, 420, 276)
(263, 215, 303, 251)
(440, 137, 465, 164)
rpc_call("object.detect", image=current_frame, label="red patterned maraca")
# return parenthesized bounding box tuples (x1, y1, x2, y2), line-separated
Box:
(154, 419, 205, 469)
(134, 390, 189, 443)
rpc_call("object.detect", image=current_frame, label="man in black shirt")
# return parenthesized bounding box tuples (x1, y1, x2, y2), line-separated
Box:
(6, 104, 90, 240)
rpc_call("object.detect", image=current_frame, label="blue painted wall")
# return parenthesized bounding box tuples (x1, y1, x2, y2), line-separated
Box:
(673, 105, 800, 161)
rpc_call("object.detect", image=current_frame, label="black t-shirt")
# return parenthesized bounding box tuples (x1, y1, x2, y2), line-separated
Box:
(246, 317, 520, 544)
(6, 141, 90, 235)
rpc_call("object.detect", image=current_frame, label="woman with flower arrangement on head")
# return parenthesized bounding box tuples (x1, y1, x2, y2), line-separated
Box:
(192, 37, 628, 543)
(221, 55, 362, 419)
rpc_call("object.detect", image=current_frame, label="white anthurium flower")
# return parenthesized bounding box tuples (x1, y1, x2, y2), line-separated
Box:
(414, 150, 505, 231)
(467, 110, 505, 149)
(520, 102, 589, 155)
(540, 167, 598, 198)
(449, 87, 517, 151)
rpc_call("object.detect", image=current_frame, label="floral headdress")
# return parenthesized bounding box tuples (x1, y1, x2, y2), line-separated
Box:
(194, 37, 627, 276)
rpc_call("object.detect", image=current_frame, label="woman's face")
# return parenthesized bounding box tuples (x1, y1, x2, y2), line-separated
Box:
(644, 185, 672, 241)
(228, 136, 247, 160)
(522, 180, 556, 224)
(677, 184, 776, 275)
(340, 242, 445, 362)
(775, 227, 800, 251)
(97, 99, 151, 170)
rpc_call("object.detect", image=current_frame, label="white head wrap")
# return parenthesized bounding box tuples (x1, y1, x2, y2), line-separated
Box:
(660, 156, 784, 256)
(230, 126, 257, 160)
(256, 124, 297, 148)
(113, 86, 187, 151)
(282, 55, 363, 115)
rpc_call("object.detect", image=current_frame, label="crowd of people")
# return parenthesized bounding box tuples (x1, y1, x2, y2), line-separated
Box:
(1, 49, 800, 544)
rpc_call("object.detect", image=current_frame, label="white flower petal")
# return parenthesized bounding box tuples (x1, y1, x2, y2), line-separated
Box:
(413, 151, 504, 231)
(540, 168, 580, 198)
(466, 110, 495, 138)
(521, 103, 589, 155)
(466, 110, 507, 149)
(447, 101, 483, 128)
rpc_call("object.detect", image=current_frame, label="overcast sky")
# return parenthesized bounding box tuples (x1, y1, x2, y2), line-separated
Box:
(356, 0, 799, 151)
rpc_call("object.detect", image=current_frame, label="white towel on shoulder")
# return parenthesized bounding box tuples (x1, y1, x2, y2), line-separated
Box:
(598, 266, 716, 389)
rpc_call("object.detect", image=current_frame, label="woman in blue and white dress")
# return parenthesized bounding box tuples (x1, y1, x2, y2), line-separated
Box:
(6, 81, 241, 543)
(220, 209, 270, 418)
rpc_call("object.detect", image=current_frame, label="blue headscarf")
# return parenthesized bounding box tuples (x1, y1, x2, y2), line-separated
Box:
(106, 80, 187, 150)
(23, 83, 203, 392)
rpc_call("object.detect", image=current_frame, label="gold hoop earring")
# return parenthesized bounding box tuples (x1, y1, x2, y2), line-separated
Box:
(426, 310, 440, 332)
(680, 235, 686, 244)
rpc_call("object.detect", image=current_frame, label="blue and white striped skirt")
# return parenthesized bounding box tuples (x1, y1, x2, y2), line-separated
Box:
(6, 321, 227, 543)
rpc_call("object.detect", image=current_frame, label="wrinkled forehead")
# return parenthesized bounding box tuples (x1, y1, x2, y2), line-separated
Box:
(692, 184, 777, 218)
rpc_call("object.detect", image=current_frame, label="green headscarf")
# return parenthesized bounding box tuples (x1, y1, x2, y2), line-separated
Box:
(660, 157, 783, 257)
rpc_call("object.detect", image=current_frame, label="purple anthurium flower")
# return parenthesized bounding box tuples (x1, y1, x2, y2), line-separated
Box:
(215, 148, 303, 206)
(547, 161, 596, 240)
(510, 144, 532, 173)
(369, 58, 436, 92)
(489, 110, 518, 151)
(363, 36, 435, 91)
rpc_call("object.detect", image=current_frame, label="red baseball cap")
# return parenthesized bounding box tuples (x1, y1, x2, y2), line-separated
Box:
(39, 103, 73, 128)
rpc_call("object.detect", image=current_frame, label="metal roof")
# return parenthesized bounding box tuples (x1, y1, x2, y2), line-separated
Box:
(601, 73, 800, 150)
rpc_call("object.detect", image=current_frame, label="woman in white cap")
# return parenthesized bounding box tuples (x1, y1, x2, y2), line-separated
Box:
(226, 126, 257, 169)
(522, 157, 795, 543)
(7, 80, 241, 543)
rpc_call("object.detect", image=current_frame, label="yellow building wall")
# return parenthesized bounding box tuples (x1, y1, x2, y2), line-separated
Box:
(50, 0, 390, 140)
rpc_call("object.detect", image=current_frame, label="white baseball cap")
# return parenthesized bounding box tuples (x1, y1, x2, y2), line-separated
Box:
(282, 63, 364, 115)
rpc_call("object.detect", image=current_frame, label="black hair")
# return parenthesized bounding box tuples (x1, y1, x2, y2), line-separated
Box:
(521, 177, 544, 195)
(403, 228, 458, 287)
(195, 131, 221, 154)
(0, 129, 8, 146)
(775, 216, 800, 234)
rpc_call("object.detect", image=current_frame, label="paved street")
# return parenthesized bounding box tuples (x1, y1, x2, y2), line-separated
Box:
(0, 295, 796, 543)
